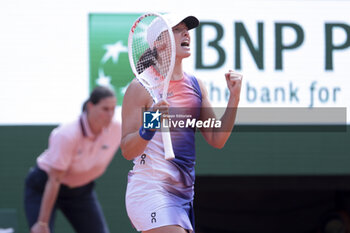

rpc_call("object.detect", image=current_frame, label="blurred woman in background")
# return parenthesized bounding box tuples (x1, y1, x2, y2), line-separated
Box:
(24, 86, 121, 233)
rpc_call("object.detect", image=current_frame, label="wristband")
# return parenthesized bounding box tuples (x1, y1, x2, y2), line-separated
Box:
(139, 125, 156, 141)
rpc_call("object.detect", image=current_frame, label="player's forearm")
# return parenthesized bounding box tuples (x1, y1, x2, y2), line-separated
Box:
(212, 107, 238, 148)
(203, 97, 239, 148)
(227, 92, 240, 108)
(37, 176, 61, 223)
(221, 94, 240, 134)
(121, 131, 150, 160)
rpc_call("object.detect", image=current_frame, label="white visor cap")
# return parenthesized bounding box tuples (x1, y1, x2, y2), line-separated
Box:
(146, 13, 199, 49)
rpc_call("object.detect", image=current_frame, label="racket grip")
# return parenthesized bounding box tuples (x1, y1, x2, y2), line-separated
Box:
(162, 119, 175, 160)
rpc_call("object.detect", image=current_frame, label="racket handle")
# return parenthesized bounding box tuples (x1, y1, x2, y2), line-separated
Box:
(162, 119, 175, 160)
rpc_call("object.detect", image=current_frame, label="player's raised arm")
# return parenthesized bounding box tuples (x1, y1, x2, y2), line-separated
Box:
(127, 13, 177, 160)
(120, 80, 151, 160)
(199, 70, 242, 148)
(120, 79, 169, 160)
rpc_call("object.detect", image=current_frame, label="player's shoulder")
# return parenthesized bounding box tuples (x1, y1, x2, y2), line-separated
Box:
(125, 79, 143, 93)
(184, 72, 201, 84)
(124, 78, 151, 103)
(184, 72, 206, 94)
(127, 78, 143, 89)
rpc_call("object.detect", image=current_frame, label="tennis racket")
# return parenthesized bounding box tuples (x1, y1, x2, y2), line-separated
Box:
(128, 12, 176, 160)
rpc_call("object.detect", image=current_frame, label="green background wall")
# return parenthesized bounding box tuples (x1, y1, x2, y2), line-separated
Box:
(0, 125, 349, 232)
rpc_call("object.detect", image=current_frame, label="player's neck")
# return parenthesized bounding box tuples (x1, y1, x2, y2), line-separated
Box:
(172, 60, 184, 80)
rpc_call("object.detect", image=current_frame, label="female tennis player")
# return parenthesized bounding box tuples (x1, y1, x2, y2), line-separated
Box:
(121, 13, 242, 233)
(24, 86, 121, 233)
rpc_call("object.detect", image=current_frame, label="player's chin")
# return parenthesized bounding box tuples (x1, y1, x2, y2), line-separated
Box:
(176, 47, 191, 56)
(178, 51, 191, 59)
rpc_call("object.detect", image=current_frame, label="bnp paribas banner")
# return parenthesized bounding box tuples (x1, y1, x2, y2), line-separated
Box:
(89, 4, 349, 122)
(89, 14, 139, 106)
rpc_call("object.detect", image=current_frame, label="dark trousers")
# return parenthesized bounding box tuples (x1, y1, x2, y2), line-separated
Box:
(24, 166, 110, 233)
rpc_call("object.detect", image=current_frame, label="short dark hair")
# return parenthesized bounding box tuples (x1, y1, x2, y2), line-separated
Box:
(82, 86, 115, 112)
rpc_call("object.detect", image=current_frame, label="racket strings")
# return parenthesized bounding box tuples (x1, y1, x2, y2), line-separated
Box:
(130, 16, 174, 93)
(136, 48, 157, 74)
